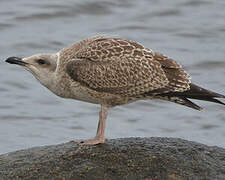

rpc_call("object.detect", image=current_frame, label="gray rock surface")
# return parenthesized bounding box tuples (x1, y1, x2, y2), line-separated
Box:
(0, 137, 225, 180)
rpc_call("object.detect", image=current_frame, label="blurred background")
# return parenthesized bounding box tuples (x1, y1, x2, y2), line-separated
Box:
(0, 0, 225, 154)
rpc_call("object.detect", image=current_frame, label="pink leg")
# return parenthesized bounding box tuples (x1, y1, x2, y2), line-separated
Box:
(80, 105, 108, 145)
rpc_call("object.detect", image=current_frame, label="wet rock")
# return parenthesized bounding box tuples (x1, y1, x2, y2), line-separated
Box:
(0, 137, 225, 180)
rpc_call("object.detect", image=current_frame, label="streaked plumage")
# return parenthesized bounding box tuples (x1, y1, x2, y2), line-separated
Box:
(5, 36, 225, 145)
(65, 36, 224, 109)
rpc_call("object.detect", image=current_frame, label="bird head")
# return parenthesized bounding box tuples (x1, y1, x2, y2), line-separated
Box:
(5, 53, 59, 88)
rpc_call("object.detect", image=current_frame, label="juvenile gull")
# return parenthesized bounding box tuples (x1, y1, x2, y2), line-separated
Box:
(5, 36, 225, 145)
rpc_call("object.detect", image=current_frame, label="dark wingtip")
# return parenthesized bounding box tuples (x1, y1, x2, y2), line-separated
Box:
(217, 94, 225, 99)
(5, 57, 28, 65)
(190, 83, 225, 99)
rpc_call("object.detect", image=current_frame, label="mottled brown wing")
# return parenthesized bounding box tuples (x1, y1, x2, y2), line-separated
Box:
(153, 52, 182, 69)
(150, 52, 191, 94)
(66, 56, 168, 96)
(66, 37, 170, 96)
(66, 37, 192, 96)
(76, 37, 150, 62)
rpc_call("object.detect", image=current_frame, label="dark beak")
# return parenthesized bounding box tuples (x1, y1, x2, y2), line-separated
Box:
(5, 57, 28, 66)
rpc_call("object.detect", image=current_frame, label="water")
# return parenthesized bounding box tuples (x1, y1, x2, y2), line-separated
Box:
(1, 0, 225, 154)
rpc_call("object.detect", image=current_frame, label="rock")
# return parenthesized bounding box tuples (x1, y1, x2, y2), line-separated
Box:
(0, 137, 225, 180)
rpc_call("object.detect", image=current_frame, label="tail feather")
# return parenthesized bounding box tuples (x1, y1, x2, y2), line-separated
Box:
(155, 83, 225, 110)
(180, 97, 202, 110)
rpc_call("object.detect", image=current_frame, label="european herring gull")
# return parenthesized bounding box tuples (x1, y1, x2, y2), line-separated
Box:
(5, 36, 225, 145)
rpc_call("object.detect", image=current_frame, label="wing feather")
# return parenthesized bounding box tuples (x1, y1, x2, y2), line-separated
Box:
(66, 56, 168, 96)
(147, 52, 191, 94)
(66, 37, 191, 96)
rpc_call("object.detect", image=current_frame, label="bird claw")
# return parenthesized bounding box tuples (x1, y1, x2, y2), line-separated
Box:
(79, 137, 106, 146)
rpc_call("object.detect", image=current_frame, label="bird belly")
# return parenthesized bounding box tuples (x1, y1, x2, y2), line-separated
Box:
(54, 78, 140, 106)
(70, 85, 137, 106)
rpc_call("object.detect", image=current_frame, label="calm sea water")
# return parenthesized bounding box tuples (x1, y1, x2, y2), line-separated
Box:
(1, 0, 225, 154)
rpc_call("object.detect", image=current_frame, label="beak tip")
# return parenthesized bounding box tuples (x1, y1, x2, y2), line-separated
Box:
(5, 57, 21, 64)
(5, 57, 28, 65)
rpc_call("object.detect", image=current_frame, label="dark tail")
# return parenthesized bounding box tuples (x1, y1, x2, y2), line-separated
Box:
(158, 83, 225, 110)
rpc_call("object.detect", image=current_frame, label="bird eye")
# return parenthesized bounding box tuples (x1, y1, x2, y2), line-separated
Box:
(37, 59, 46, 65)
